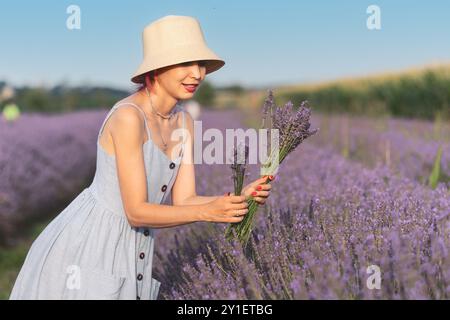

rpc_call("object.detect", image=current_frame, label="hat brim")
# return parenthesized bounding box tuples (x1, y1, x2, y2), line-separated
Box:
(131, 59, 224, 84)
(131, 44, 225, 84)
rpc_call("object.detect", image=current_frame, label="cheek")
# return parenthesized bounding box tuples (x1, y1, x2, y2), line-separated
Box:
(160, 76, 182, 89)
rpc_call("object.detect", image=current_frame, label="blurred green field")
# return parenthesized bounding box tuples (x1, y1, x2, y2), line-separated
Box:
(0, 220, 49, 299)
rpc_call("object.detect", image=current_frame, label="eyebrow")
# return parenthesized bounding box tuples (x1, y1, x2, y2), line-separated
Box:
(183, 61, 206, 65)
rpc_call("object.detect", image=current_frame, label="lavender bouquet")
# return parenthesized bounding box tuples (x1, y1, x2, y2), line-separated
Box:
(230, 143, 250, 197)
(225, 90, 319, 247)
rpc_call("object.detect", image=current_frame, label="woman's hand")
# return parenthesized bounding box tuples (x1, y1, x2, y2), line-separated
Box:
(202, 194, 249, 223)
(241, 175, 274, 205)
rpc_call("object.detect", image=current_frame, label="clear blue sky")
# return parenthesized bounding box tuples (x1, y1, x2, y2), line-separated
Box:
(1, 0, 449, 91)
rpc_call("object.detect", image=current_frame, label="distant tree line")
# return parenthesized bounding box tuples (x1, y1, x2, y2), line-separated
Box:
(276, 68, 450, 121)
(0, 80, 223, 113)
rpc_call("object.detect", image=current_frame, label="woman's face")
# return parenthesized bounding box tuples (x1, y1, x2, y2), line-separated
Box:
(152, 60, 207, 99)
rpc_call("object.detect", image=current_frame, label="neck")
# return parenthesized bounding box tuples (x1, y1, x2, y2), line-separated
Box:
(141, 88, 178, 119)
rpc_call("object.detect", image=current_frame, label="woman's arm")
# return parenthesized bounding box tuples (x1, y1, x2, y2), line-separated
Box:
(130, 202, 206, 228)
(110, 106, 208, 229)
(178, 195, 220, 205)
(148, 196, 219, 229)
(110, 107, 248, 229)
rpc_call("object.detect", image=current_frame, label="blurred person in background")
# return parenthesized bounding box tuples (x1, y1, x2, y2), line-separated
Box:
(1, 85, 21, 123)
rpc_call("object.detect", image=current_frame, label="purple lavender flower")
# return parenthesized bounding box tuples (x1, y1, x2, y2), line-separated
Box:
(226, 90, 319, 247)
(230, 142, 250, 196)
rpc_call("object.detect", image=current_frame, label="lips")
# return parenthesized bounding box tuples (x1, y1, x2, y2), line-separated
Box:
(182, 83, 198, 92)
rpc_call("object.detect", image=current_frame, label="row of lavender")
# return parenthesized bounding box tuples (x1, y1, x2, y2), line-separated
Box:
(154, 141, 449, 299)
(152, 109, 449, 299)
(308, 113, 450, 185)
(0, 110, 107, 245)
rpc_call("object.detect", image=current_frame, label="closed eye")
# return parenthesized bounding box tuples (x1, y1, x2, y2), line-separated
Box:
(181, 61, 206, 67)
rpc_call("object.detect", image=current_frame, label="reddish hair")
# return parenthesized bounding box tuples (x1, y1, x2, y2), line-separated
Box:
(133, 70, 157, 93)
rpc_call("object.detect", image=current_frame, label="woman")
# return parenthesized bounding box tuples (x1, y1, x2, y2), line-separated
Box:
(9, 15, 272, 300)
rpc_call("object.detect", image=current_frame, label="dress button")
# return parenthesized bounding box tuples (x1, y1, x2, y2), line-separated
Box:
(139, 252, 145, 259)
(137, 273, 143, 281)
(169, 162, 175, 169)
(144, 229, 150, 236)
(161, 185, 167, 192)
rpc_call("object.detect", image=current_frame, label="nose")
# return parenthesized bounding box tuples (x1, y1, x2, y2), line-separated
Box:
(190, 64, 203, 79)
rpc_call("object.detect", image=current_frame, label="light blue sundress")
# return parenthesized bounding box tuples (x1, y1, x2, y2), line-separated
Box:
(9, 102, 187, 300)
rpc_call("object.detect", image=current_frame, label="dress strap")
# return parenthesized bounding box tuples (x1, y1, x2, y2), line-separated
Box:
(180, 109, 187, 157)
(97, 102, 152, 143)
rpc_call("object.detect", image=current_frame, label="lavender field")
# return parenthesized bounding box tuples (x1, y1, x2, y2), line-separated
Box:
(308, 113, 450, 185)
(153, 109, 450, 299)
(1, 107, 449, 299)
(0, 110, 108, 245)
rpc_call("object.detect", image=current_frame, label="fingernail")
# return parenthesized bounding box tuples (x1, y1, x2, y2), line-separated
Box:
(269, 175, 274, 180)
(251, 191, 257, 196)
(257, 185, 262, 190)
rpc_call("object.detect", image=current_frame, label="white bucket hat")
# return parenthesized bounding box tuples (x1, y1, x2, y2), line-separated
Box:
(131, 15, 225, 84)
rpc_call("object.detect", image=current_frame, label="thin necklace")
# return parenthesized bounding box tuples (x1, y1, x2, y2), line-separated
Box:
(145, 87, 170, 151)
(145, 87, 173, 119)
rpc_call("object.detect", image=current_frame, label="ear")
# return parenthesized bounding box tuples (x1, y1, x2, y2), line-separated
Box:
(144, 73, 155, 89)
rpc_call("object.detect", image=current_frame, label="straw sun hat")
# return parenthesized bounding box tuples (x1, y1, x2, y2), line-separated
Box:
(131, 15, 225, 84)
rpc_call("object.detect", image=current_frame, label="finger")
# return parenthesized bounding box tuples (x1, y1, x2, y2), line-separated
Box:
(256, 184, 272, 191)
(229, 202, 248, 210)
(251, 190, 269, 198)
(230, 195, 246, 203)
(254, 197, 266, 205)
(230, 202, 248, 210)
(252, 191, 269, 197)
(229, 216, 244, 223)
(247, 176, 269, 189)
(238, 202, 249, 209)
(232, 208, 248, 217)
(257, 176, 270, 185)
